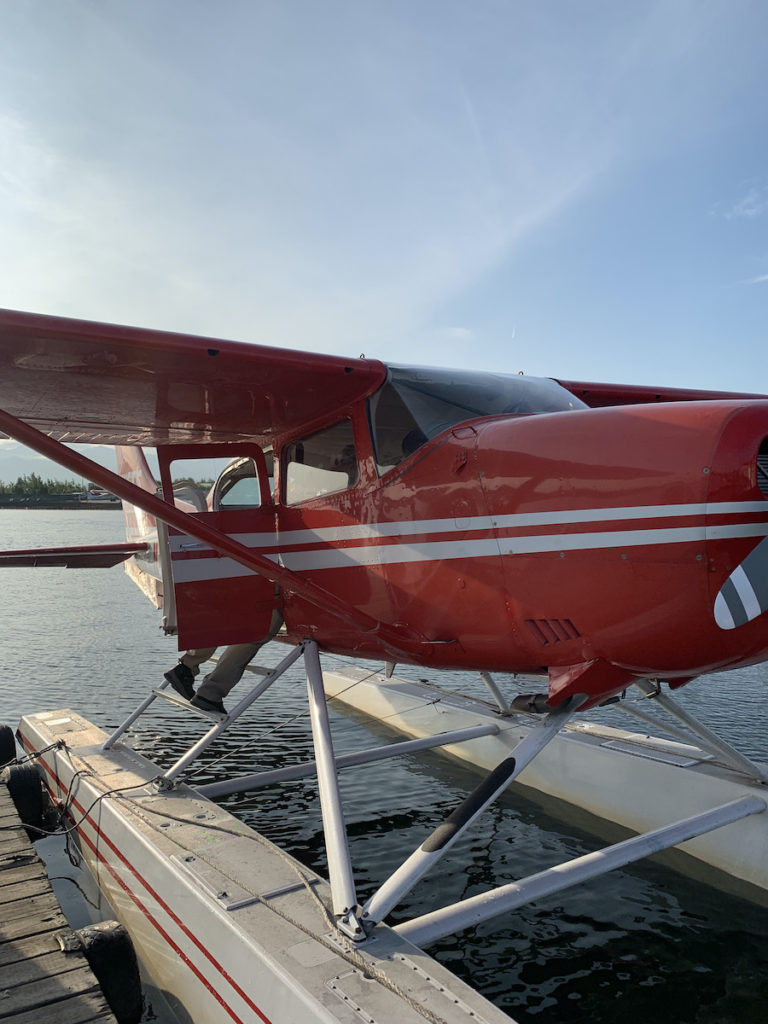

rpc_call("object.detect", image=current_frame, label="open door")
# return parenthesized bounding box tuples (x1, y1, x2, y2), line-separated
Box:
(157, 443, 278, 650)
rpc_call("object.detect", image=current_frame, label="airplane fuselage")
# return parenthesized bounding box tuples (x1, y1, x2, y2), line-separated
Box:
(167, 392, 768, 707)
(2, 308, 767, 710)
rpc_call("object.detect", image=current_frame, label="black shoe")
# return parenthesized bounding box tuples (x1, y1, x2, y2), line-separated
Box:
(164, 663, 195, 700)
(190, 694, 226, 715)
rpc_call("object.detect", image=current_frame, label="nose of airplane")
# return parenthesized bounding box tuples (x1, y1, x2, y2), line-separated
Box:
(710, 417, 768, 632)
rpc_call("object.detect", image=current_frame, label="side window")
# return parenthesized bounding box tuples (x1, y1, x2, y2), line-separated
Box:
(164, 455, 264, 512)
(212, 456, 263, 510)
(283, 420, 358, 505)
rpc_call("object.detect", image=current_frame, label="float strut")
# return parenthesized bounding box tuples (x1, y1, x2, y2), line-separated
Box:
(304, 640, 359, 925)
(395, 795, 766, 947)
(103, 682, 170, 749)
(196, 723, 500, 798)
(362, 695, 584, 927)
(479, 672, 512, 715)
(635, 681, 768, 783)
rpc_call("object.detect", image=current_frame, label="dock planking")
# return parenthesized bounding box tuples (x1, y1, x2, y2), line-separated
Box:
(0, 780, 117, 1023)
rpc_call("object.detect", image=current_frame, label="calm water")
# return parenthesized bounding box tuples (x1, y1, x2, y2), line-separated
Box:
(1, 510, 767, 1024)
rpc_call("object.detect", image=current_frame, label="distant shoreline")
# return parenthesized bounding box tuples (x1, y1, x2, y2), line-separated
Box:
(0, 498, 123, 510)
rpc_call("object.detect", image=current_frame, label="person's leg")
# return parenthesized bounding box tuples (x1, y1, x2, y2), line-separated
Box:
(194, 642, 263, 703)
(180, 648, 217, 675)
(193, 610, 284, 711)
(164, 647, 217, 698)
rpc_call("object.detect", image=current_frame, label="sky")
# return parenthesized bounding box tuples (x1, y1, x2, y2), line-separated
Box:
(1, 0, 768, 479)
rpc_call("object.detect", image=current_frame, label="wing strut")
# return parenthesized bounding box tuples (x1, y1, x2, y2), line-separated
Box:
(0, 407, 428, 661)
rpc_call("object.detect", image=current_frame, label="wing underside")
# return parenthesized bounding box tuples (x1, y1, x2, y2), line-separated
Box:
(0, 309, 386, 446)
(0, 543, 146, 568)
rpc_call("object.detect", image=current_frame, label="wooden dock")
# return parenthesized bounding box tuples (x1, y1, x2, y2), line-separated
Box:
(0, 780, 118, 1023)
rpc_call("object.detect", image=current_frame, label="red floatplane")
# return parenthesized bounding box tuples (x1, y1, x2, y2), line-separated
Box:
(1, 308, 767, 1024)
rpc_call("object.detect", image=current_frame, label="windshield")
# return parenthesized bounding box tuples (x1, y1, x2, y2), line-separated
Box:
(369, 364, 586, 474)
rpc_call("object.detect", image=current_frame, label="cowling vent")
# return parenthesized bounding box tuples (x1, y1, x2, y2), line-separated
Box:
(525, 618, 581, 646)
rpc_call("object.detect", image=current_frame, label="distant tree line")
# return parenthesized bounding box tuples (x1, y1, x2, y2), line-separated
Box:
(0, 474, 86, 495)
(0, 473, 213, 496)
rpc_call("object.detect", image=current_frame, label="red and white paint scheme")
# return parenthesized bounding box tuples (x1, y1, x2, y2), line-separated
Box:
(4, 309, 768, 1022)
(1, 308, 768, 708)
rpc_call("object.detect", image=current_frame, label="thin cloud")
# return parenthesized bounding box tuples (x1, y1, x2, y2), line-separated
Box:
(726, 185, 768, 219)
(747, 273, 768, 284)
(440, 327, 475, 342)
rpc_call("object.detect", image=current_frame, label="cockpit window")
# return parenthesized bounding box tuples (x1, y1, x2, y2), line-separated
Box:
(213, 456, 263, 510)
(369, 365, 587, 475)
(284, 419, 358, 505)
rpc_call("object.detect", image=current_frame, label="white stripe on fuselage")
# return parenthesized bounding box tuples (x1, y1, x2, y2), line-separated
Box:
(168, 501, 768, 554)
(167, 500, 768, 583)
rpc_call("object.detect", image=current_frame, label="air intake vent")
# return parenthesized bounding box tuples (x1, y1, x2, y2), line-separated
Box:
(758, 438, 768, 497)
(525, 618, 581, 646)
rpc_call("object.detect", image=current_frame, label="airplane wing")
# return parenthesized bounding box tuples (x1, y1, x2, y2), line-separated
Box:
(556, 379, 768, 407)
(0, 543, 147, 568)
(2, 310, 764, 445)
(0, 308, 386, 446)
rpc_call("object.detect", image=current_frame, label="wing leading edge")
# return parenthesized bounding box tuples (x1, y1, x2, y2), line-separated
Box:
(556, 379, 768, 407)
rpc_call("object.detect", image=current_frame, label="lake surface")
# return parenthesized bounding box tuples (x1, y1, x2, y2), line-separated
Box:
(1, 509, 767, 1024)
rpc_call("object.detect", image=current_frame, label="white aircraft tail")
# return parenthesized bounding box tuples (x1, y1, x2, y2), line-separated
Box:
(114, 446, 175, 630)
(115, 446, 158, 541)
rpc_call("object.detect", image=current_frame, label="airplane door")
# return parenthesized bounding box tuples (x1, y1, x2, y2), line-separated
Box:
(157, 443, 277, 650)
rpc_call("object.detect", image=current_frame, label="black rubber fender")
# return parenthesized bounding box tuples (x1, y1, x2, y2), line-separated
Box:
(4, 762, 45, 832)
(0, 724, 16, 767)
(74, 920, 143, 1024)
